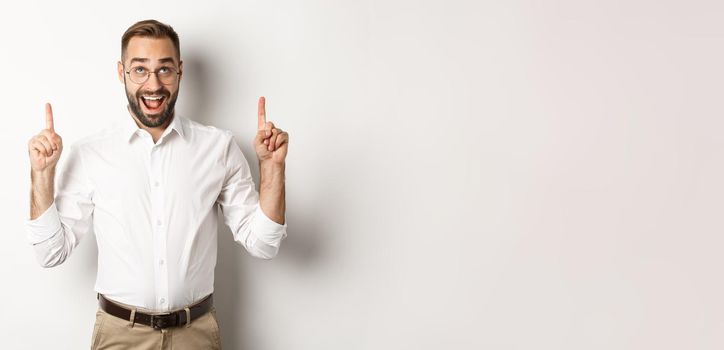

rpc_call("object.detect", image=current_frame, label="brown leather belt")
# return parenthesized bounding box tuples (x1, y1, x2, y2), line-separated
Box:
(98, 293, 213, 330)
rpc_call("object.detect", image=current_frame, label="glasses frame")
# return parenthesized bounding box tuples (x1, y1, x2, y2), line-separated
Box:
(124, 64, 181, 85)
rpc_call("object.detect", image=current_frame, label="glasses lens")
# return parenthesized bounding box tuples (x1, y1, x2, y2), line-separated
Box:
(128, 67, 148, 84)
(158, 67, 178, 85)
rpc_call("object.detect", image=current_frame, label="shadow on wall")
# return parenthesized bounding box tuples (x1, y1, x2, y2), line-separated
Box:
(183, 51, 325, 349)
(178, 52, 212, 125)
(215, 209, 324, 349)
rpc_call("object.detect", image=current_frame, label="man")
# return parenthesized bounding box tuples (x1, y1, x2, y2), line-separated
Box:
(25, 19, 288, 349)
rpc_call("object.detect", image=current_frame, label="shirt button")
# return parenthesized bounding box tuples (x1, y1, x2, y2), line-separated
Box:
(156, 220, 162, 226)
(160, 298, 166, 304)
(159, 259, 165, 266)
(154, 181, 160, 187)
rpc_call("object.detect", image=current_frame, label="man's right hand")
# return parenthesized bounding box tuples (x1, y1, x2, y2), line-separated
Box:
(28, 103, 63, 172)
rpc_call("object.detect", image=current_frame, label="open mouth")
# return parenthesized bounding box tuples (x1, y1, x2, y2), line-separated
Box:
(140, 95, 167, 114)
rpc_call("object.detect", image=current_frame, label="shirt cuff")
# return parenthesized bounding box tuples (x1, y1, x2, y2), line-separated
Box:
(25, 202, 62, 245)
(251, 204, 288, 246)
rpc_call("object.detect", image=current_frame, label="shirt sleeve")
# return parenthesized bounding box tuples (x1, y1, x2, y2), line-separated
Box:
(24, 143, 95, 268)
(216, 131, 287, 259)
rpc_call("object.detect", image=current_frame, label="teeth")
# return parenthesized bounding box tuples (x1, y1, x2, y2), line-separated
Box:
(142, 96, 163, 101)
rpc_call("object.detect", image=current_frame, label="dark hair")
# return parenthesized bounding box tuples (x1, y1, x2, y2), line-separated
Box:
(121, 19, 180, 61)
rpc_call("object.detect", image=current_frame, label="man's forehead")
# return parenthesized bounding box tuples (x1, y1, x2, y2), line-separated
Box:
(125, 36, 178, 63)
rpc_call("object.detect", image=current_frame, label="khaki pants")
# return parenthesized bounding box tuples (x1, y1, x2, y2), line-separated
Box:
(90, 306, 222, 349)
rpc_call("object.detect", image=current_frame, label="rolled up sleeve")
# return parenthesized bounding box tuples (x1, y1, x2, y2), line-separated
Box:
(24, 144, 94, 268)
(216, 131, 287, 259)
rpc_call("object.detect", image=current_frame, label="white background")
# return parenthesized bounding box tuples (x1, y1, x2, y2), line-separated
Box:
(1, 0, 723, 349)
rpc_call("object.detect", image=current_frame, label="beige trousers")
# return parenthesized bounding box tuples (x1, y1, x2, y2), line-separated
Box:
(90, 305, 222, 349)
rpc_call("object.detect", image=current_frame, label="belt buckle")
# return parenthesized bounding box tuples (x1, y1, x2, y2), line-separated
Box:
(151, 313, 176, 330)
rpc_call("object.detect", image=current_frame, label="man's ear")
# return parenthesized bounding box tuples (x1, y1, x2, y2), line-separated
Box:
(178, 60, 184, 82)
(117, 61, 124, 84)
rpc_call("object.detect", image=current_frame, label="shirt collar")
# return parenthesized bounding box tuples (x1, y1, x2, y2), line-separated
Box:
(122, 108, 186, 143)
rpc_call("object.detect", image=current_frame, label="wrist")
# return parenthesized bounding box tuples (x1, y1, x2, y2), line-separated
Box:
(31, 168, 55, 181)
(259, 161, 285, 186)
(259, 160, 285, 172)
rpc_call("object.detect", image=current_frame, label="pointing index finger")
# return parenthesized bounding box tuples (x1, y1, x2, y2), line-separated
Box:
(257, 96, 266, 130)
(45, 103, 54, 132)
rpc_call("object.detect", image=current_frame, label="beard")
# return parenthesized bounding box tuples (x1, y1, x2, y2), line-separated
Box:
(125, 84, 179, 128)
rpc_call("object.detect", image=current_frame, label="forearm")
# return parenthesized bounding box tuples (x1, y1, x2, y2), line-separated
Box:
(258, 161, 285, 224)
(30, 168, 55, 220)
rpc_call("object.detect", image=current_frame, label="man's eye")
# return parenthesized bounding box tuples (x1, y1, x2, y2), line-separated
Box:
(159, 67, 170, 74)
(133, 67, 146, 74)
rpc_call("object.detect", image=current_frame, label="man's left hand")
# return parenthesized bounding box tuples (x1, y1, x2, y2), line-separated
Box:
(254, 96, 289, 165)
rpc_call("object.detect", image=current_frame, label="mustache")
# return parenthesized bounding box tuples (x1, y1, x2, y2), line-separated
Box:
(136, 89, 170, 98)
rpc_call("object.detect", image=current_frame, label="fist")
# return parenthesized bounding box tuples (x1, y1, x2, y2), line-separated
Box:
(28, 103, 63, 172)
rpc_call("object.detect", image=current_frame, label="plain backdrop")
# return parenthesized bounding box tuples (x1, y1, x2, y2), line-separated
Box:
(2, 0, 724, 349)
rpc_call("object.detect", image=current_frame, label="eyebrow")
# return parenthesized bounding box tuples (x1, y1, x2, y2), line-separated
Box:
(128, 57, 177, 65)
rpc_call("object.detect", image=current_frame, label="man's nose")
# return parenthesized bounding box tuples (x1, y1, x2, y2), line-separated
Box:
(144, 72, 163, 90)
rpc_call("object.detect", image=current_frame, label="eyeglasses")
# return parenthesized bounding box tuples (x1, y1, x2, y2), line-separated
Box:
(124, 65, 180, 85)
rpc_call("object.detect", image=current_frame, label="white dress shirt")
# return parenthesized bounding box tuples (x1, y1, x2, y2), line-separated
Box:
(25, 112, 287, 311)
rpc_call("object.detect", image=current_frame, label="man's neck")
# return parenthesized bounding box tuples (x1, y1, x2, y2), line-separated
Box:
(127, 106, 173, 143)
